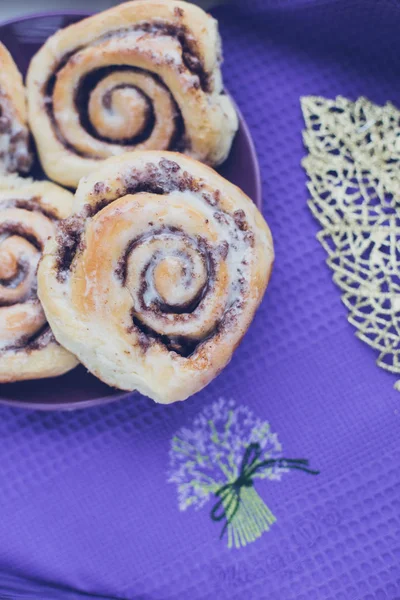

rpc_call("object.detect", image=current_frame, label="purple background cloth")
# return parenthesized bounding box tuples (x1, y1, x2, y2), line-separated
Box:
(1, 0, 400, 598)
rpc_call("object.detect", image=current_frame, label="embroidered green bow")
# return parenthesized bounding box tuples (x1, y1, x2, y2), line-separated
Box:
(210, 442, 319, 539)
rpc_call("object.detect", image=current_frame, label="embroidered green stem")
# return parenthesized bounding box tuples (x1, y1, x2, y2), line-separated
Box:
(210, 442, 319, 544)
(225, 486, 276, 549)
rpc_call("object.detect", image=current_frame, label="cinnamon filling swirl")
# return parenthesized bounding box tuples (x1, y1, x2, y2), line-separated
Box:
(36, 150, 272, 401)
(0, 179, 77, 381)
(117, 227, 217, 357)
(75, 67, 181, 148)
(28, 2, 239, 189)
(54, 156, 256, 358)
(5, 324, 54, 353)
(42, 21, 210, 158)
(0, 198, 58, 220)
(0, 201, 58, 351)
(55, 159, 213, 279)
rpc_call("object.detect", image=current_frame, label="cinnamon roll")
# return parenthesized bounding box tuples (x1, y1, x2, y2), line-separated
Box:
(26, 0, 238, 188)
(0, 178, 78, 383)
(38, 152, 273, 403)
(0, 43, 32, 175)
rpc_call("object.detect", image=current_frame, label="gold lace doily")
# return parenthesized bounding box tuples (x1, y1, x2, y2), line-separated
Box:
(301, 95, 400, 388)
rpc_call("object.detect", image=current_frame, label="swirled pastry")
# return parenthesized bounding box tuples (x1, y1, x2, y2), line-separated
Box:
(27, 0, 238, 188)
(0, 43, 32, 175)
(38, 152, 273, 403)
(0, 178, 78, 382)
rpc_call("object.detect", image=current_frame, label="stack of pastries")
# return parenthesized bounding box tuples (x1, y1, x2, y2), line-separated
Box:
(0, 0, 274, 404)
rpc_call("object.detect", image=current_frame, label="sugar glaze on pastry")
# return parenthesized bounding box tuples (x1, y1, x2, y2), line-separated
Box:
(38, 151, 273, 403)
(27, 0, 238, 188)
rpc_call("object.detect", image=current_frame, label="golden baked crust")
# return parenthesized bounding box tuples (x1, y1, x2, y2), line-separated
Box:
(38, 151, 273, 403)
(27, 0, 238, 188)
(0, 43, 32, 174)
(0, 178, 78, 382)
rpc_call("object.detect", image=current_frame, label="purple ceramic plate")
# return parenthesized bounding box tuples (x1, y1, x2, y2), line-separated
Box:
(0, 12, 262, 410)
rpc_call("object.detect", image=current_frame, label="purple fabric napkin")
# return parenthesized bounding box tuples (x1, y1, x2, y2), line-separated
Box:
(1, 0, 400, 598)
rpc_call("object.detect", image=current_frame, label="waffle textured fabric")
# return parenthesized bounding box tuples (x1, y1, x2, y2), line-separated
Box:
(0, 0, 400, 598)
